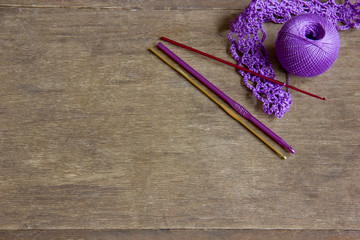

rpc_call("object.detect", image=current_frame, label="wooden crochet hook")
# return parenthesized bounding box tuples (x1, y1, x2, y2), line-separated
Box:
(149, 47, 286, 160)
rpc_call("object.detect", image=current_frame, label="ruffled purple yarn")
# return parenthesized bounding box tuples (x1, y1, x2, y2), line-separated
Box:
(228, 0, 360, 118)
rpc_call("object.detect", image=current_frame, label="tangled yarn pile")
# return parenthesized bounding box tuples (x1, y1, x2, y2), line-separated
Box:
(228, 0, 360, 118)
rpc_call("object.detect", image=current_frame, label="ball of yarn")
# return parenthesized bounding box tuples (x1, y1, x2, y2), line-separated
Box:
(275, 14, 340, 78)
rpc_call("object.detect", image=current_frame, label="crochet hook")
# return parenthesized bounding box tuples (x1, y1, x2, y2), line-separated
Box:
(157, 42, 295, 154)
(149, 47, 286, 160)
(160, 36, 326, 101)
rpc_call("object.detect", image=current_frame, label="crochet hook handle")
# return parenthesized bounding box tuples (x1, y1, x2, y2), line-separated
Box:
(228, 100, 295, 154)
(157, 42, 295, 154)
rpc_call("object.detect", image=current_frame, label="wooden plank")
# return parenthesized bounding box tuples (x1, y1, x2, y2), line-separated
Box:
(1, 230, 360, 240)
(0, 0, 248, 10)
(0, 1, 359, 231)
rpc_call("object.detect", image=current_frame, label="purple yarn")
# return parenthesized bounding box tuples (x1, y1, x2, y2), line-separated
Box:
(275, 14, 341, 78)
(228, 0, 360, 118)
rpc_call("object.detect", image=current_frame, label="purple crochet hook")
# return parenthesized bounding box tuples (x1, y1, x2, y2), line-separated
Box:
(157, 42, 295, 154)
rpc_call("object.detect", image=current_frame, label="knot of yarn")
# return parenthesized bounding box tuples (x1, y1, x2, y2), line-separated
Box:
(228, 0, 360, 118)
(275, 14, 341, 78)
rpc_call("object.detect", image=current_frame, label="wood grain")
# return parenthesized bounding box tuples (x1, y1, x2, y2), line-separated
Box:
(1, 230, 360, 240)
(0, 0, 359, 231)
(0, 0, 248, 10)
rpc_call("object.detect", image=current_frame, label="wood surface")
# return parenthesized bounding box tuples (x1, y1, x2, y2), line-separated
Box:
(0, 0, 359, 238)
(1, 229, 360, 240)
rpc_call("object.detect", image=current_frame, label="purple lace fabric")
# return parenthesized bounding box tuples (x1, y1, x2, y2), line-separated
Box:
(228, 0, 360, 118)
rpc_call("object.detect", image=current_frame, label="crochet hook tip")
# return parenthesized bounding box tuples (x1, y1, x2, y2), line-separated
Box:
(289, 148, 296, 154)
(282, 156, 287, 160)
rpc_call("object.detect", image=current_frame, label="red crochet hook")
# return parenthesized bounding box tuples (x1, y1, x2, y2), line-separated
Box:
(160, 36, 326, 101)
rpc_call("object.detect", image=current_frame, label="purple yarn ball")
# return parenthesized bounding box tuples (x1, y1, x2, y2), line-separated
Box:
(275, 14, 340, 78)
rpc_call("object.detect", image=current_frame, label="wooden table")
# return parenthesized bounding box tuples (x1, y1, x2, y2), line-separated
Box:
(0, 1, 359, 239)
